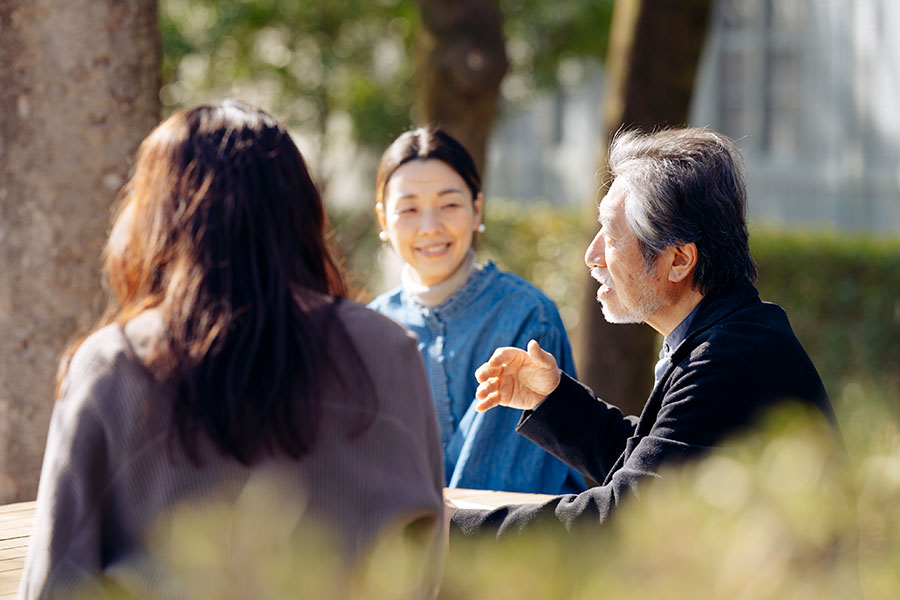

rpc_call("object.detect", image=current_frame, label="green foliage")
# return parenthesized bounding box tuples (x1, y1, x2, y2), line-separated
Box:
(69, 475, 440, 599)
(478, 199, 588, 332)
(328, 205, 383, 300)
(444, 405, 875, 600)
(500, 0, 615, 91)
(160, 0, 418, 151)
(159, 0, 616, 158)
(749, 229, 900, 440)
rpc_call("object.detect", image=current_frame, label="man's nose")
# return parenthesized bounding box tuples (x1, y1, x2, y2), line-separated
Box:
(584, 231, 605, 269)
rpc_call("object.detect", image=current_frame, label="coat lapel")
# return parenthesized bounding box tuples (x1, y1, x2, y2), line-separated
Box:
(602, 282, 762, 483)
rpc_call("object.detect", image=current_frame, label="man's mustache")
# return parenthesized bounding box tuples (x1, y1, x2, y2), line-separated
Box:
(590, 268, 613, 290)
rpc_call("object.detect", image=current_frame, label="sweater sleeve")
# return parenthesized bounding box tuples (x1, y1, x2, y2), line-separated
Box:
(20, 347, 118, 600)
(339, 301, 447, 597)
(399, 334, 447, 598)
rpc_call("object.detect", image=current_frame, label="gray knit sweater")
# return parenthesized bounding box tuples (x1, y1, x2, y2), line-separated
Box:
(20, 300, 445, 599)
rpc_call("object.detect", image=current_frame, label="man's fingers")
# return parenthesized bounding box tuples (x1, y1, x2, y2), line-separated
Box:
(488, 346, 523, 366)
(474, 361, 501, 383)
(475, 377, 492, 400)
(475, 376, 504, 411)
(476, 346, 525, 382)
(475, 389, 502, 412)
(526, 339, 557, 370)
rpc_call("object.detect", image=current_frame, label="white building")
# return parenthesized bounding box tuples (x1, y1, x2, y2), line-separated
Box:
(486, 0, 900, 234)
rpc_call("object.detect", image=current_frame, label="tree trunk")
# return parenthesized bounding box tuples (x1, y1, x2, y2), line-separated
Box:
(575, 0, 712, 416)
(0, 0, 159, 502)
(414, 0, 508, 176)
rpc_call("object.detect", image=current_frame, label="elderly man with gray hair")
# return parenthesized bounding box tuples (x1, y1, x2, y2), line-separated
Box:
(450, 127, 838, 537)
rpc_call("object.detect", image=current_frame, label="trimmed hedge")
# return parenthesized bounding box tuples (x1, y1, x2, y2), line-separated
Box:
(750, 229, 900, 410)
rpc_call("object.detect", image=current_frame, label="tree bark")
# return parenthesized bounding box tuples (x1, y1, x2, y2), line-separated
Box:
(0, 0, 159, 502)
(575, 0, 712, 416)
(414, 0, 508, 176)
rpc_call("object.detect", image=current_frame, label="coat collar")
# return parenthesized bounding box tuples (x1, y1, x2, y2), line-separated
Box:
(669, 281, 760, 361)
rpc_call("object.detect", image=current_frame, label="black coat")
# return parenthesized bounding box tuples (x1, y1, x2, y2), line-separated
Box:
(451, 281, 837, 537)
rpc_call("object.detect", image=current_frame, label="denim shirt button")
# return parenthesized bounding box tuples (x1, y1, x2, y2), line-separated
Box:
(436, 355, 445, 363)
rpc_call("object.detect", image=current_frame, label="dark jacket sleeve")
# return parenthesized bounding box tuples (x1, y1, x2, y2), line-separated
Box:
(450, 373, 640, 537)
(517, 373, 636, 483)
(450, 338, 777, 538)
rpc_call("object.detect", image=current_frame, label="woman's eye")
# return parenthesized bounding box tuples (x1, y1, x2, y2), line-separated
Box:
(442, 202, 461, 210)
(398, 207, 416, 215)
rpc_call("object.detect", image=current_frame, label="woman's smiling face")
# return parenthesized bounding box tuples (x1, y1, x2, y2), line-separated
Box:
(378, 159, 483, 286)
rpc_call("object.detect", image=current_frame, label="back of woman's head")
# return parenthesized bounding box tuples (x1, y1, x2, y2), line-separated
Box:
(375, 126, 481, 206)
(102, 101, 360, 463)
(107, 101, 344, 310)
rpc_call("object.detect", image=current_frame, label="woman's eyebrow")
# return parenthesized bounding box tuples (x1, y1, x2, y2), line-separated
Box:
(437, 186, 466, 196)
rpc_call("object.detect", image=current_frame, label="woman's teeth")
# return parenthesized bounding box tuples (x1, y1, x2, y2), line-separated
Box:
(417, 243, 450, 256)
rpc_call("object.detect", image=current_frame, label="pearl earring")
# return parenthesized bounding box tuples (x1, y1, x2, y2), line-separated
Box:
(378, 231, 389, 242)
(477, 223, 486, 233)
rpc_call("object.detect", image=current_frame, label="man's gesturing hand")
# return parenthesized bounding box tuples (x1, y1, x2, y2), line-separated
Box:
(474, 339, 561, 412)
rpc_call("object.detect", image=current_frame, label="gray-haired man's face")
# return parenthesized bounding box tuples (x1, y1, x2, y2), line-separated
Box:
(585, 179, 665, 326)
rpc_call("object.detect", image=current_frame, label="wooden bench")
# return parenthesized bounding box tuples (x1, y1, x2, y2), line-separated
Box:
(0, 488, 551, 596)
(0, 501, 34, 599)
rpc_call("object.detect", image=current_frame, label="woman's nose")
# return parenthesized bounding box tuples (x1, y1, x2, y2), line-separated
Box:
(418, 208, 442, 234)
(584, 231, 605, 269)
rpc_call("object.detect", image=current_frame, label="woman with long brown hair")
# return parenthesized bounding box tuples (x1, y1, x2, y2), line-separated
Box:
(21, 101, 444, 598)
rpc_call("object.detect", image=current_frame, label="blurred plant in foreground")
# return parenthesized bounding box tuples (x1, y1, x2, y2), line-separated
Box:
(55, 401, 900, 599)
(64, 473, 440, 600)
(442, 404, 870, 600)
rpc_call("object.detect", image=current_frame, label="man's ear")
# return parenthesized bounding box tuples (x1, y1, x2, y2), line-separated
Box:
(669, 242, 698, 283)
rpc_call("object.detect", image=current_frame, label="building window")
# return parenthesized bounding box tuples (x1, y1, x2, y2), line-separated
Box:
(714, 0, 806, 157)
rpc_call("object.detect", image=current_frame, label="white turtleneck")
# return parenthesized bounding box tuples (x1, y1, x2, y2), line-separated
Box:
(401, 249, 481, 308)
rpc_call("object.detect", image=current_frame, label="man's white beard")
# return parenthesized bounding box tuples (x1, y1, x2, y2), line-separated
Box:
(592, 267, 663, 324)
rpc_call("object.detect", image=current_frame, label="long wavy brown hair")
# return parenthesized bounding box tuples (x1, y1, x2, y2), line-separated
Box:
(61, 101, 371, 463)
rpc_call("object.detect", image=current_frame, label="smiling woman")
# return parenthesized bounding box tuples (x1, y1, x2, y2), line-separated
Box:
(369, 127, 585, 495)
(377, 159, 482, 287)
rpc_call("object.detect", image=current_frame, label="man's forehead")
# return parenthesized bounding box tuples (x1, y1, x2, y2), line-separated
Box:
(597, 180, 627, 225)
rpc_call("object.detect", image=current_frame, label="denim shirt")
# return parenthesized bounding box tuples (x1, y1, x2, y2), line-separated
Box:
(369, 262, 584, 494)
